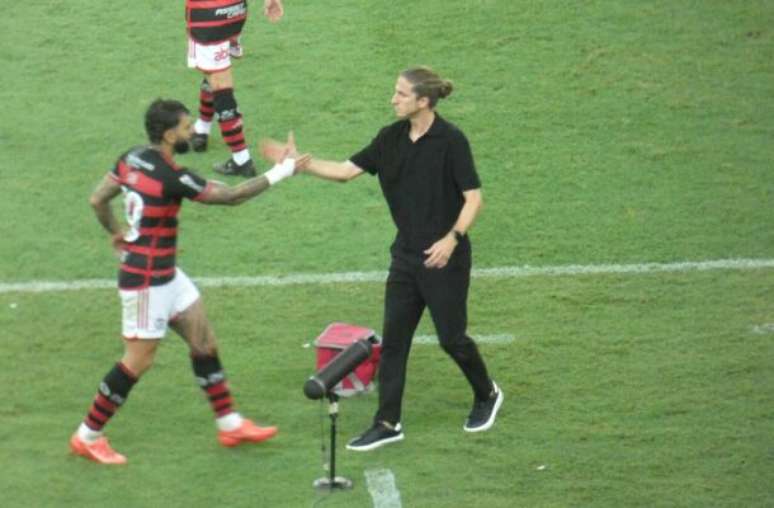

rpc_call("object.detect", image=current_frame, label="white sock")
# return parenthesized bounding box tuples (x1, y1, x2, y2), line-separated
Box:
(194, 119, 212, 135)
(77, 422, 103, 444)
(216, 412, 244, 432)
(232, 149, 251, 166)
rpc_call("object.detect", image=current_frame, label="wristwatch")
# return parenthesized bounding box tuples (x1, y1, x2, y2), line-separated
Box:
(453, 230, 465, 243)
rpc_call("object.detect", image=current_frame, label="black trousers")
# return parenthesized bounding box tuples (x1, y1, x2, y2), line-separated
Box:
(375, 241, 493, 425)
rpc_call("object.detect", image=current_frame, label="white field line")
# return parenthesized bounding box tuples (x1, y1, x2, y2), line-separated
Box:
(365, 468, 402, 508)
(1, 258, 773, 294)
(414, 334, 515, 345)
(751, 323, 774, 335)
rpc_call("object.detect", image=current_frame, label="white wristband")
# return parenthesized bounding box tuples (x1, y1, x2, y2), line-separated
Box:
(263, 159, 295, 186)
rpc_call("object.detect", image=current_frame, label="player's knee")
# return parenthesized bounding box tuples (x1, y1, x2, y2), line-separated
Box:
(188, 333, 218, 357)
(123, 352, 156, 376)
(206, 70, 233, 90)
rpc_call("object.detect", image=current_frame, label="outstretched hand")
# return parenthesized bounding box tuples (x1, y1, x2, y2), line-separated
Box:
(260, 132, 311, 185)
(285, 131, 300, 159)
(260, 131, 310, 171)
(264, 0, 284, 22)
(259, 136, 285, 164)
(292, 153, 312, 174)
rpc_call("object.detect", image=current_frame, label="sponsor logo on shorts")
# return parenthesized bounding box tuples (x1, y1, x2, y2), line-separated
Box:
(214, 47, 230, 62)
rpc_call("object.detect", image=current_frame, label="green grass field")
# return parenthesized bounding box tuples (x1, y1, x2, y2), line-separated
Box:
(1, 1, 773, 506)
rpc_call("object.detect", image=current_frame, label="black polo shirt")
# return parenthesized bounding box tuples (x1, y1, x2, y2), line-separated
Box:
(350, 114, 481, 254)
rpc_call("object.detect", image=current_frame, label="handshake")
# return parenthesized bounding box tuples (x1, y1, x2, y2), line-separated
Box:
(259, 132, 311, 185)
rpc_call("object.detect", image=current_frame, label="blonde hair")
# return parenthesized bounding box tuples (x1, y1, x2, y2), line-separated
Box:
(400, 66, 453, 108)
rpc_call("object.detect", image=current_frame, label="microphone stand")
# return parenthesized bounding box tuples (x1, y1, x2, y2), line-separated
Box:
(313, 392, 353, 490)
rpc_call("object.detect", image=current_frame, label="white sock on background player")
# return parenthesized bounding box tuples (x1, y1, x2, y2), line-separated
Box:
(232, 149, 251, 166)
(194, 118, 212, 136)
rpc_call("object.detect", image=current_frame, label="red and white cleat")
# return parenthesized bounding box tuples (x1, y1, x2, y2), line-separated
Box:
(70, 434, 127, 465)
(218, 419, 278, 447)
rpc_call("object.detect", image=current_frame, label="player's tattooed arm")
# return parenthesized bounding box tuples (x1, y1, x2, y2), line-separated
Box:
(89, 174, 123, 235)
(199, 177, 273, 206)
(198, 154, 310, 206)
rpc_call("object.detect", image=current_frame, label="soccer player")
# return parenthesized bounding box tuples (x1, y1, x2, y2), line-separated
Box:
(261, 67, 504, 451)
(69, 99, 307, 465)
(186, 0, 284, 177)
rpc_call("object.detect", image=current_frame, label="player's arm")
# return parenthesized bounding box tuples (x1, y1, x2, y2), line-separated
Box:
(260, 135, 364, 182)
(197, 156, 310, 206)
(89, 174, 123, 236)
(198, 176, 271, 206)
(303, 158, 364, 182)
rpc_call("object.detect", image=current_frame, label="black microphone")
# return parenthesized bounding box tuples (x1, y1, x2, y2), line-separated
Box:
(304, 339, 373, 400)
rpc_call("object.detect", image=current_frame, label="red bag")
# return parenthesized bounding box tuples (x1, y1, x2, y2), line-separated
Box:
(314, 322, 381, 397)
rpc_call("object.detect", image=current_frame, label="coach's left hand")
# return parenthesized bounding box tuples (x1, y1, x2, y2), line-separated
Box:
(423, 233, 458, 269)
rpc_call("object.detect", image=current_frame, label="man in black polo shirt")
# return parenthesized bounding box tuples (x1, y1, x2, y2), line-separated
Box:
(262, 66, 503, 451)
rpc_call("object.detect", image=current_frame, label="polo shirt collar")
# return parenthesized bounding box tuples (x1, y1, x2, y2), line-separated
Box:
(425, 113, 448, 138)
(402, 112, 448, 141)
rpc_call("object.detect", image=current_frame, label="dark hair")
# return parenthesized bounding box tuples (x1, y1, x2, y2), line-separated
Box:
(144, 99, 190, 143)
(400, 66, 454, 108)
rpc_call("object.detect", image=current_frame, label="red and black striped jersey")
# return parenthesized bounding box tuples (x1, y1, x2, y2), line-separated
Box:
(186, 0, 248, 43)
(109, 146, 210, 290)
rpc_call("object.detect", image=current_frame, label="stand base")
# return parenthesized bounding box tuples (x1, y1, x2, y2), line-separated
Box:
(313, 476, 353, 490)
